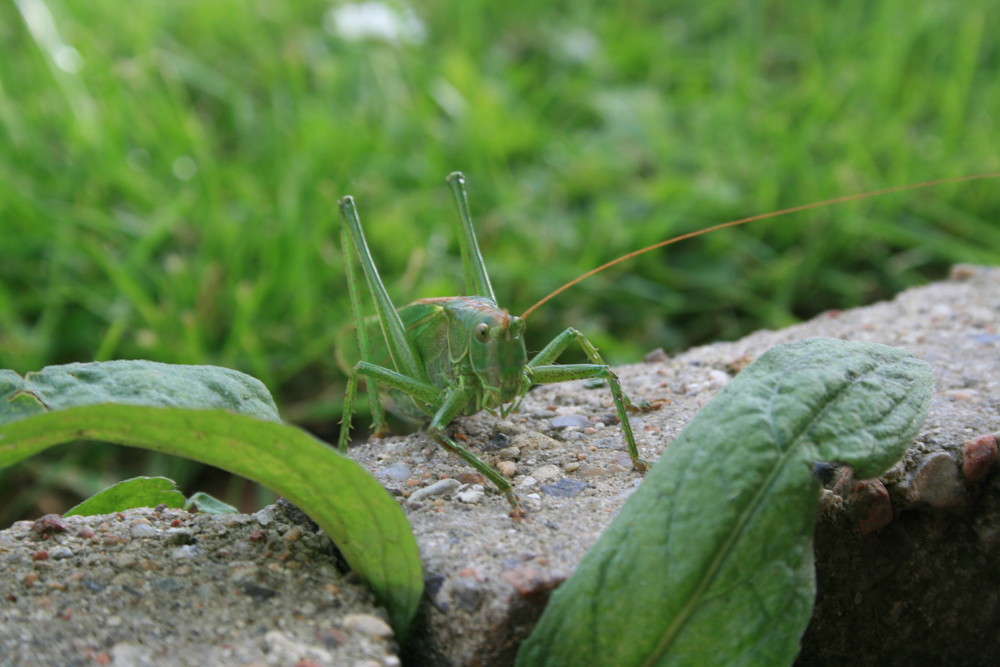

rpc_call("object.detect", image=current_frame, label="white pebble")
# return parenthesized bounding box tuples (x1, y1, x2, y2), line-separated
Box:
(517, 476, 538, 489)
(130, 523, 158, 538)
(530, 465, 561, 482)
(455, 484, 485, 504)
(408, 478, 461, 503)
(343, 613, 394, 638)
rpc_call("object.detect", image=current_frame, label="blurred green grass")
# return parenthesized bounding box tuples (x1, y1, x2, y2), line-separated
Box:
(2, 0, 999, 522)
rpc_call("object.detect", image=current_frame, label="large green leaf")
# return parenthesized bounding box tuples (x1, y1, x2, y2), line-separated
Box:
(0, 360, 281, 425)
(0, 361, 422, 639)
(517, 338, 934, 666)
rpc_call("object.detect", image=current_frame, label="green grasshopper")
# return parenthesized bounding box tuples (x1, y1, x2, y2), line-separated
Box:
(336, 170, 999, 514)
(337, 172, 648, 514)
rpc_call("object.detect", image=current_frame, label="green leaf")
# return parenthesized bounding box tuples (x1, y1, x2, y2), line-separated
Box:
(185, 491, 240, 514)
(0, 360, 281, 426)
(64, 476, 186, 516)
(517, 338, 934, 666)
(0, 404, 422, 639)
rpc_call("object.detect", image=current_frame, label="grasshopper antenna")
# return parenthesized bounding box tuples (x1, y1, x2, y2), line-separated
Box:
(520, 172, 1000, 319)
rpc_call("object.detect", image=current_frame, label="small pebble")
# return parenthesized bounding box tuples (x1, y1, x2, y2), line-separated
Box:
(962, 434, 998, 482)
(343, 613, 394, 638)
(114, 554, 137, 568)
(578, 465, 627, 477)
(517, 476, 538, 489)
(455, 484, 485, 504)
(500, 565, 563, 597)
(408, 478, 461, 503)
(523, 493, 543, 509)
(707, 369, 730, 387)
(170, 545, 202, 560)
(32, 514, 69, 535)
(264, 631, 333, 664)
(530, 465, 561, 482)
(612, 451, 634, 469)
(165, 528, 194, 545)
(644, 347, 669, 363)
(497, 461, 517, 478)
(949, 263, 977, 280)
(130, 523, 158, 539)
(456, 471, 486, 485)
(243, 582, 277, 601)
(49, 546, 74, 560)
(494, 420, 517, 435)
(378, 463, 412, 483)
(550, 414, 589, 430)
(254, 507, 276, 526)
(511, 432, 563, 451)
(485, 433, 510, 451)
(540, 479, 588, 498)
(904, 452, 964, 509)
(449, 578, 484, 612)
(847, 479, 893, 534)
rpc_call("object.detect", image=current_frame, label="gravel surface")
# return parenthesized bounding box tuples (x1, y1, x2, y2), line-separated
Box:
(0, 501, 400, 666)
(2, 265, 998, 666)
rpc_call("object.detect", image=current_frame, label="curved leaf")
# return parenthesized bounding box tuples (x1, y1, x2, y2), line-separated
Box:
(517, 338, 934, 666)
(0, 404, 422, 639)
(65, 476, 186, 516)
(0, 360, 281, 425)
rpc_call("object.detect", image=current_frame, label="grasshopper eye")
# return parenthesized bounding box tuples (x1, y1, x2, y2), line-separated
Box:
(474, 322, 490, 342)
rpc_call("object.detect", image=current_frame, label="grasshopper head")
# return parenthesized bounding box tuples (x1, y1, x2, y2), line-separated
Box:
(466, 306, 527, 407)
(417, 296, 528, 409)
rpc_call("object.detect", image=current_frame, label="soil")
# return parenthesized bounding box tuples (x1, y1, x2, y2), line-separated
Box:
(2, 264, 998, 666)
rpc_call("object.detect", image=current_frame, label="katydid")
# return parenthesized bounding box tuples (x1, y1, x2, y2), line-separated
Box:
(337, 170, 999, 514)
(337, 172, 647, 514)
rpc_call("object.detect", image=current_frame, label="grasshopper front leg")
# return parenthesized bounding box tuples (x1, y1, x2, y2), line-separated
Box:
(527, 327, 649, 471)
(339, 359, 523, 513)
(427, 385, 524, 516)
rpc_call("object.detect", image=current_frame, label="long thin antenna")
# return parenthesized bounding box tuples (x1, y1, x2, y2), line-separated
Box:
(520, 172, 1000, 319)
